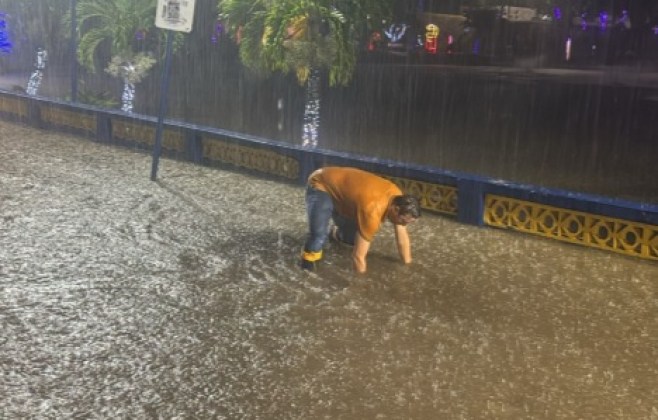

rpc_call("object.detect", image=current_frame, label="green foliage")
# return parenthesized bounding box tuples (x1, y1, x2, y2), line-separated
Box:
(218, 0, 394, 86)
(75, 82, 119, 108)
(69, 0, 161, 72)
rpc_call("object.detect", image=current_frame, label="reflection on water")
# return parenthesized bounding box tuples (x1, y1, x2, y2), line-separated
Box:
(1, 120, 657, 419)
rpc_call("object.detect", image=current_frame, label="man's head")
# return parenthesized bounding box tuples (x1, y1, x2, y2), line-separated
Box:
(389, 195, 421, 225)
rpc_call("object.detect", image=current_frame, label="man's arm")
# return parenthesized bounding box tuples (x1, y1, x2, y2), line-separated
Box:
(394, 224, 412, 264)
(352, 232, 371, 273)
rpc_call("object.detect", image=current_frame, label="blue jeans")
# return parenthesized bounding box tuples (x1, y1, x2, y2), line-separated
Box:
(331, 212, 357, 245)
(304, 186, 358, 253)
(304, 186, 334, 253)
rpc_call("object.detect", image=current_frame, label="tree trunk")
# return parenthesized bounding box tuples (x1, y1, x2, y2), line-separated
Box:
(26, 49, 47, 96)
(302, 68, 321, 148)
(119, 61, 137, 113)
(121, 79, 135, 113)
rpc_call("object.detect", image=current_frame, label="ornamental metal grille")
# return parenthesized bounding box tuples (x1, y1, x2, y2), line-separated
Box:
(202, 137, 299, 181)
(40, 107, 96, 134)
(484, 194, 658, 260)
(0, 96, 28, 118)
(382, 175, 458, 216)
(112, 120, 184, 152)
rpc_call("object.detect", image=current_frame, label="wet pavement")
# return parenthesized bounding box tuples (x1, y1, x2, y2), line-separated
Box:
(1, 120, 657, 419)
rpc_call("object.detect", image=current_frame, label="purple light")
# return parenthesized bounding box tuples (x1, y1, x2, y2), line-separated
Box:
(473, 39, 480, 55)
(581, 14, 587, 31)
(618, 10, 631, 30)
(211, 20, 224, 44)
(599, 11, 608, 30)
(0, 12, 12, 54)
(553, 7, 562, 21)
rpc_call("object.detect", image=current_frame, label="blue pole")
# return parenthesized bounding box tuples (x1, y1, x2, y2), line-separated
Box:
(150, 30, 174, 181)
(70, 0, 78, 102)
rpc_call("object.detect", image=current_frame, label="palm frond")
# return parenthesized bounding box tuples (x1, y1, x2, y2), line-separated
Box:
(77, 27, 112, 71)
(75, 0, 162, 72)
(219, 0, 395, 86)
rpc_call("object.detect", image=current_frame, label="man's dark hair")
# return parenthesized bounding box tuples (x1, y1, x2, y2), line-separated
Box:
(392, 195, 421, 218)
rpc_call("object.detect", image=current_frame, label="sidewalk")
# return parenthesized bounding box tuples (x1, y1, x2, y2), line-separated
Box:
(1, 119, 656, 419)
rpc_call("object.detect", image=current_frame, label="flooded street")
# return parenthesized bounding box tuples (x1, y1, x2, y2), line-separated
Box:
(1, 120, 657, 419)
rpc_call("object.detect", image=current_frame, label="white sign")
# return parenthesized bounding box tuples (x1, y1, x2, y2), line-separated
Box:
(155, 0, 196, 33)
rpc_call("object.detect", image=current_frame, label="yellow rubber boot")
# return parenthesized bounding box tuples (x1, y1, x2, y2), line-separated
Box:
(300, 250, 322, 271)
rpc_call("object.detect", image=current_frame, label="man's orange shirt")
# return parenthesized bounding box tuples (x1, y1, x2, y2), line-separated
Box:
(308, 167, 402, 242)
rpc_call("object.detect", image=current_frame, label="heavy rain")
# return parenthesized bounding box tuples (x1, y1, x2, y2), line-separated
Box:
(1, 0, 657, 419)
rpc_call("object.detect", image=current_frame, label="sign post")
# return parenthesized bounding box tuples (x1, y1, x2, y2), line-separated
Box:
(70, 0, 78, 102)
(151, 0, 196, 181)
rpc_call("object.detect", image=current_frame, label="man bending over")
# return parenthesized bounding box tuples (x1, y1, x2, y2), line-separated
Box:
(301, 167, 421, 273)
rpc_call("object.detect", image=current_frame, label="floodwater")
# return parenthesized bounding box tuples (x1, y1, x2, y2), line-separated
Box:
(1, 120, 657, 419)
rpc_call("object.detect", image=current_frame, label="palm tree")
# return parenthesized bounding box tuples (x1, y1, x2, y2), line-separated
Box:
(218, 0, 393, 147)
(71, 0, 161, 112)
